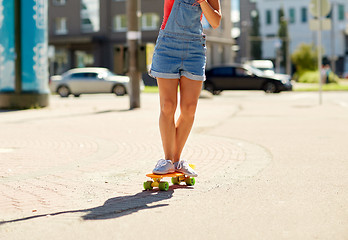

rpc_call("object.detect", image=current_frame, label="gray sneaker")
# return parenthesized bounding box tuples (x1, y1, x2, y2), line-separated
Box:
(174, 160, 198, 177)
(152, 159, 175, 174)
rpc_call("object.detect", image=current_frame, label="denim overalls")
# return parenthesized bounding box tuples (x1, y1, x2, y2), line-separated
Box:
(150, 0, 207, 81)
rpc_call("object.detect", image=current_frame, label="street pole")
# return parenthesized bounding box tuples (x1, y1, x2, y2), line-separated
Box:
(127, 0, 141, 109)
(281, 0, 291, 76)
(330, 2, 336, 74)
(317, 0, 323, 105)
(286, 37, 291, 75)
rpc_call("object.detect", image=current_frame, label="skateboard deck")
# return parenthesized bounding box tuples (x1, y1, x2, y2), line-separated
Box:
(144, 164, 196, 191)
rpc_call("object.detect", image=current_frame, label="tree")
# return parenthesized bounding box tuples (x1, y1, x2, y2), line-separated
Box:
(250, 10, 262, 60)
(291, 43, 318, 74)
(277, 8, 289, 68)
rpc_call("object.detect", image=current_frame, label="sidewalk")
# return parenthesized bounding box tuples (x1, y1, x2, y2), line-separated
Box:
(0, 91, 347, 239)
(293, 79, 348, 90)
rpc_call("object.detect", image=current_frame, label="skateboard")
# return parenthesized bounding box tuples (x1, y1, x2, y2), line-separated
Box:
(143, 164, 196, 191)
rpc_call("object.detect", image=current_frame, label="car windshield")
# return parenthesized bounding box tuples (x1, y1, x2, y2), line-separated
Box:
(244, 65, 265, 76)
(258, 67, 273, 72)
(97, 70, 116, 79)
(105, 70, 116, 77)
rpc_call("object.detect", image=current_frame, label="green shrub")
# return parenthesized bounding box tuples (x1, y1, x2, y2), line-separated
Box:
(291, 44, 318, 75)
(297, 70, 339, 84)
(298, 71, 319, 83)
(327, 71, 339, 84)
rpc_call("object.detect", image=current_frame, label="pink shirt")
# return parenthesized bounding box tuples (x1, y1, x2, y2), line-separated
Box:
(161, 0, 175, 30)
(161, 0, 203, 30)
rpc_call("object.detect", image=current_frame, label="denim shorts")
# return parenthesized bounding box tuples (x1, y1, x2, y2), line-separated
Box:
(150, 31, 207, 81)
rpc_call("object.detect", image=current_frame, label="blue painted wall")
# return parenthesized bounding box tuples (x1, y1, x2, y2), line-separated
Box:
(21, 0, 49, 93)
(0, 0, 15, 92)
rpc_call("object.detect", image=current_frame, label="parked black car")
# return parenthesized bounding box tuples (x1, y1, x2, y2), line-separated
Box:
(204, 64, 293, 95)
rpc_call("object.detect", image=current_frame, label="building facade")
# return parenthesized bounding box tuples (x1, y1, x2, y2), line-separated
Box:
(203, 0, 235, 67)
(239, 0, 348, 76)
(238, 0, 257, 63)
(48, 0, 235, 76)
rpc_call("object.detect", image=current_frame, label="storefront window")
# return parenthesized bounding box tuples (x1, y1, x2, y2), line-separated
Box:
(81, 0, 100, 32)
(75, 51, 94, 68)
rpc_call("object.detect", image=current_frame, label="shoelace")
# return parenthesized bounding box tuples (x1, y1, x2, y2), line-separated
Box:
(177, 160, 189, 170)
(155, 159, 168, 168)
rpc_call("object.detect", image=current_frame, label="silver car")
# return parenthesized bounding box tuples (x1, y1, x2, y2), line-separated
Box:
(50, 68, 132, 97)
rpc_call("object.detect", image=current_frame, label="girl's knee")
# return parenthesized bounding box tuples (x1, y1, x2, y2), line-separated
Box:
(180, 102, 197, 119)
(160, 100, 177, 117)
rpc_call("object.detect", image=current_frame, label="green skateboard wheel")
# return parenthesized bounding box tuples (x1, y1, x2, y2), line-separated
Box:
(143, 181, 153, 190)
(185, 177, 195, 186)
(158, 181, 169, 191)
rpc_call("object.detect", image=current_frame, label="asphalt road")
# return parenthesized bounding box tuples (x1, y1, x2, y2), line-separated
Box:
(0, 90, 347, 240)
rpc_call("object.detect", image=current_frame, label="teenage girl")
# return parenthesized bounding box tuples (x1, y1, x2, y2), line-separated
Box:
(150, 0, 221, 176)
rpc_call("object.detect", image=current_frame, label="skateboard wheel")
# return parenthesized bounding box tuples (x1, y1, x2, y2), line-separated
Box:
(143, 181, 153, 190)
(185, 177, 195, 186)
(158, 181, 169, 191)
(171, 177, 180, 185)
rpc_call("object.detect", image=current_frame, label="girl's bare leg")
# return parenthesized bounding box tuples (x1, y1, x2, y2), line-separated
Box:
(174, 76, 203, 162)
(157, 77, 179, 161)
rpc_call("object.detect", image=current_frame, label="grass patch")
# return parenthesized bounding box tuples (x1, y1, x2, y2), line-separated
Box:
(296, 70, 339, 84)
(143, 86, 159, 93)
(295, 83, 348, 91)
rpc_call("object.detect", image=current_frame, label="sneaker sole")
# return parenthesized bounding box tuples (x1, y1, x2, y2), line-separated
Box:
(175, 170, 198, 177)
(152, 170, 175, 175)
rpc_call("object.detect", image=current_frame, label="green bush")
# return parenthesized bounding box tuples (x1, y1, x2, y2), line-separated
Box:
(291, 44, 318, 75)
(298, 71, 319, 83)
(327, 71, 340, 84)
(297, 70, 339, 84)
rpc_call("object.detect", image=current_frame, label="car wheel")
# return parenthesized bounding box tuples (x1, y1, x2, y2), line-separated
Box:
(74, 94, 81, 98)
(112, 85, 126, 96)
(213, 90, 222, 95)
(57, 86, 70, 97)
(204, 83, 215, 94)
(263, 82, 277, 93)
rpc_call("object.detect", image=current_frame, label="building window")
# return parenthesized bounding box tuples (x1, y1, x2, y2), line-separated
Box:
(338, 4, 345, 21)
(289, 8, 295, 24)
(141, 13, 160, 31)
(301, 7, 307, 23)
(266, 10, 272, 25)
(81, 0, 100, 33)
(55, 17, 67, 35)
(75, 51, 94, 68)
(53, 0, 66, 5)
(113, 15, 127, 32)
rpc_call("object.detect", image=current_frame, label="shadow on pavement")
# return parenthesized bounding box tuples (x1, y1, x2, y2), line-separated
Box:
(82, 190, 173, 220)
(0, 109, 21, 113)
(0, 190, 173, 225)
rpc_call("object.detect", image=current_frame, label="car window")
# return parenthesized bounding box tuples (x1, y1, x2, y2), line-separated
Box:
(70, 73, 86, 79)
(212, 67, 234, 76)
(84, 72, 98, 79)
(245, 65, 264, 76)
(70, 72, 98, 79)
(235, 68, 251, 77)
